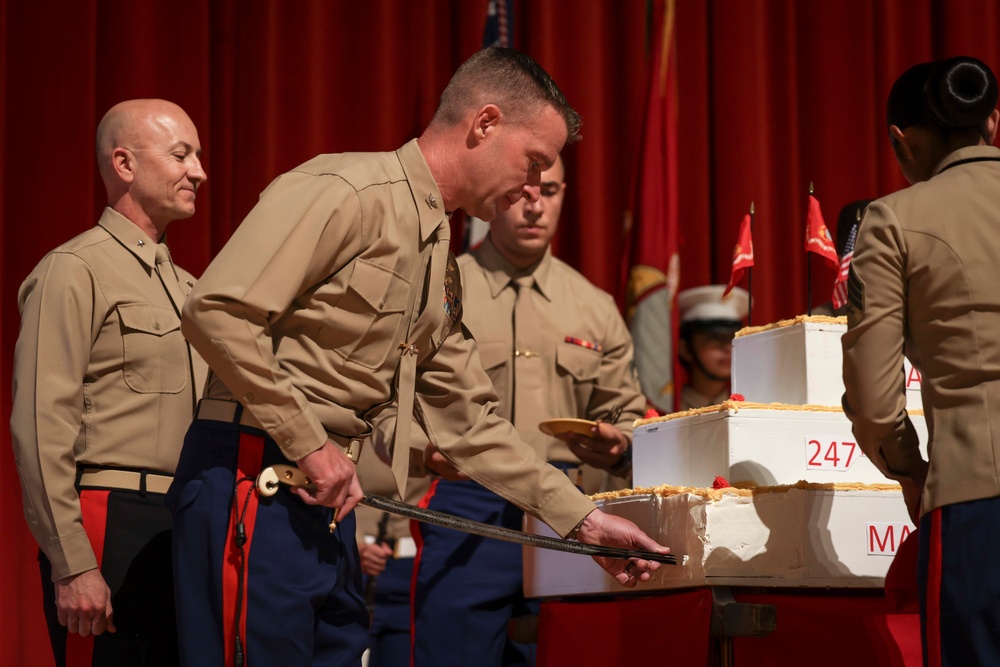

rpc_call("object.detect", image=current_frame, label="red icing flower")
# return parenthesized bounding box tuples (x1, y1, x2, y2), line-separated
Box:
(712, 476, 731, 489)
(730, 393, 745, 402)
(643, 408, 661, 419)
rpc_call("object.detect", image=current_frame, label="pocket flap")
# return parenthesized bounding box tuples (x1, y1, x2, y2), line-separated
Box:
(349, 260, 408, 313)
(556, 342, 600, 380)
(477, 340, 510, 372)
(118, 304, 180, 337)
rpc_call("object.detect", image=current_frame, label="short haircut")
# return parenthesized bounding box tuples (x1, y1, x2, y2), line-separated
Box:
(433, 47, 582, 143)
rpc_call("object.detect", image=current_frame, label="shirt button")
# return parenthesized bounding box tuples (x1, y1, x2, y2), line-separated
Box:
(153, 322, 161, 330)
(379, 298, 386, 309)
(284, 438, 293, 447)
(244, 392, 255, 402)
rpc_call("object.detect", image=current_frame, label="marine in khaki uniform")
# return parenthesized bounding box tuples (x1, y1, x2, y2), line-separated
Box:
(167, 48, 667, 667)
(10, 99, 208, 666)
(400, 154, 646, 667)
(841, 56, 1000, 666)
(677, 285, 748, 411)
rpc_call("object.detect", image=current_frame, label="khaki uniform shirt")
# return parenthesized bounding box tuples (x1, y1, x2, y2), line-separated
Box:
(10, 208, 208, 580)
(182, 140, 595, 537)
(457, 237, 645, 493)
(842, 145, 1000, 515)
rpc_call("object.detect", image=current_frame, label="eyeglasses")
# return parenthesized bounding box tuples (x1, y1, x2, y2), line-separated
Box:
(539, 182, 562, 198)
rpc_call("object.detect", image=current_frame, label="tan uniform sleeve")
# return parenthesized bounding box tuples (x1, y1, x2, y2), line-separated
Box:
(10, 254, 101, 580)
(415, 323, 596, 537)
(181, 172, 364, 461)
(841, 202, 925, 481)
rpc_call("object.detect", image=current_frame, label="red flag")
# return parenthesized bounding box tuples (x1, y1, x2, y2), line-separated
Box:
(831, 220, 859, 309)
(723, 214, 754, 297)
(805, 195, 838, 267)
(622, 0, 679, 414)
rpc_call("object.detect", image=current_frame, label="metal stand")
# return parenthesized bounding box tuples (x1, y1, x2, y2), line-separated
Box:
(710, 588, 777, 667)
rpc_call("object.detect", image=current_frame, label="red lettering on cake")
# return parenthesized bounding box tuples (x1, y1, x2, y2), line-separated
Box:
(805, 438, 859, 471)
(867, 522, 913, 555)
(906, 365, 922, 389)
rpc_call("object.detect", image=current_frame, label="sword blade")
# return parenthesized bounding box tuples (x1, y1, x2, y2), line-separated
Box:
(360, 494, 679, 565)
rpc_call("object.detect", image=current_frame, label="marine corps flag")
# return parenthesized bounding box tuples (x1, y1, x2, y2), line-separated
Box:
(804, 195, 838, 267)
(723, 213, 754, 297)
(622, 0, 679, 414)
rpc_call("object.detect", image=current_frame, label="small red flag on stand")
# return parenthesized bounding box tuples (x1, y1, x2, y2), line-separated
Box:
(804, 194, 838, 267)
(723, 213, 754, 297)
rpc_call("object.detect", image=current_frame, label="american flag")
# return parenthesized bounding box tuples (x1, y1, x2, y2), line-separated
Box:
(831, 222, 859, 309)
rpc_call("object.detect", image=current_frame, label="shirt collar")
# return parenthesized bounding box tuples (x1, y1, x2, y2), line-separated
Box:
(473, 235, 554, 301)
(97, 207, 160, 269)
(932, 145, 1000, 177)
(397, 139, 450, 243)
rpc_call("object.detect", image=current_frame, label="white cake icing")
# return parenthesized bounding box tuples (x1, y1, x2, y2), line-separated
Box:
(522, 482, 914, 597)
(732, 316, 923, 409)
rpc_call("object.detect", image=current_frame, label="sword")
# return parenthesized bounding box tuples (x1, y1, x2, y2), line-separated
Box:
(257, 464, 680, 565)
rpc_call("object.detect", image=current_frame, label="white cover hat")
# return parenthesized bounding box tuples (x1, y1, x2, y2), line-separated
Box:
(678, 285, 749, 324)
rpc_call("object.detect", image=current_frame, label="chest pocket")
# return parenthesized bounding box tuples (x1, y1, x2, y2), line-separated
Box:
(118, 304, 188, 394)
(556, 342, 601, 409)
(328, 259, 410, 370)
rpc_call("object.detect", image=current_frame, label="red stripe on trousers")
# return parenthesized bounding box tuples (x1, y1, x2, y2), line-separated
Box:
(222, 433, 265, 667)
(926, 508, 943, 667)
(408, 478, 439, 667)
(67, 490, 111, 667)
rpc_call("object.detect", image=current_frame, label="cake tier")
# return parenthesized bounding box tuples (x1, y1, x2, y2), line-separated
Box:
(732, 316, 923, 409)
(631, 401, 928, 489)
(523, 482, 914, 598)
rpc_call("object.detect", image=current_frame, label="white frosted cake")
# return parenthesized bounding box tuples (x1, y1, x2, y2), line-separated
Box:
(523, 481, 914, 597)
(524, 315, 924, 597)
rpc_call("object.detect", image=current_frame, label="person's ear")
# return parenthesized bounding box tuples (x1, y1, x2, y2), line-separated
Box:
(986, 109, 999, 145)
(889, 125, 915, 163)
(471, 104, 502, 144)
(678, 338, 692, 363)
(111, 147, 135, 183)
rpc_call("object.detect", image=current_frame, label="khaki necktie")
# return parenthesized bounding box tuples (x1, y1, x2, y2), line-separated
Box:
(154, 244, 196, 411)
(512, 276, 545, 431)
(391, 236, 449, 497)
(154, 244, 188, 317)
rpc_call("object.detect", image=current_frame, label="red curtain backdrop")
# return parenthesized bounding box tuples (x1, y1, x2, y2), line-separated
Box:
(3, 1, 999, 663)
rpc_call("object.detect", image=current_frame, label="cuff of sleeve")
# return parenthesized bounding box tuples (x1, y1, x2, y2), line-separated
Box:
(536, 483, 598, 538)
(46, 530, 99, 582)
(265, 407, 330, 461)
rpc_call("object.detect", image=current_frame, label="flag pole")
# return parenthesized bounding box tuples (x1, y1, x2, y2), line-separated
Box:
(748, 201, 754, 327)
(807, 182, 814, 316)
